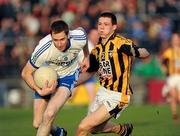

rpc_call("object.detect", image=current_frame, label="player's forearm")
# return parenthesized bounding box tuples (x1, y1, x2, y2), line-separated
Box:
(75, 72, 95, 87)
(21, 70, 40, 92)
(83, 42, 89, 57)
(138, 48, 150, 59)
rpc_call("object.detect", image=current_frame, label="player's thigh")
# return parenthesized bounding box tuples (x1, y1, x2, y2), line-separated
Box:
(85, 83, 96, 93)
(33, 99, 48, 125)
(85, 83, 96, 100)
(169, 88, 177, 98)
(178, 90, 180, 102)
(46, 86, 71, 114)
(80, 104, 111, 128)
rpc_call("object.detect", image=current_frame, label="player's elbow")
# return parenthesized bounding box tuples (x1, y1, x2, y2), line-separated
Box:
(21, 69, 25, 79)
(139, 48, 150, 59)
(21, 68, 27, 80)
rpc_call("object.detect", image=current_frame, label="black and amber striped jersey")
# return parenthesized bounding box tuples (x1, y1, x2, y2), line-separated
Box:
(87, 33, 140, 95)
(162, 48, 180, 75)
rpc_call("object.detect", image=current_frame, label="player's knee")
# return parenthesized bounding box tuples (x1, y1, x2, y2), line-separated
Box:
(77, 124, 86, 132)
(78, 122, 91, 133)
(33, 121, 40, 129)
(43, 110, 55, 122)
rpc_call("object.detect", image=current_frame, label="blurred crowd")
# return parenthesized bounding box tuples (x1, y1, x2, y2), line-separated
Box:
(0, 0, 179, 78)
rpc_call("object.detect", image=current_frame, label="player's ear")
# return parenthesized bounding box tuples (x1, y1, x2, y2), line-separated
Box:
(68, 33, 70, 38)
(112, 24, 117, 31)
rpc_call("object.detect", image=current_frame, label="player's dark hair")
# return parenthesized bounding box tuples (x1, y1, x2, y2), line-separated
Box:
(98, 12, 117, 25)
(50, 20, 69, 35)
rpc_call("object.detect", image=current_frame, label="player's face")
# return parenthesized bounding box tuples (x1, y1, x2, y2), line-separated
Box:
(51, 31, 68, 51)
(97, 17, 117, 39)
(171, 33, 180, 48)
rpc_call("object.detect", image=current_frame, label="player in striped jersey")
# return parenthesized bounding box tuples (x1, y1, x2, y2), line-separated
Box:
(161, 33, 180, 123)
(75, 12, 149, 136)
(21, 20, 89, 136)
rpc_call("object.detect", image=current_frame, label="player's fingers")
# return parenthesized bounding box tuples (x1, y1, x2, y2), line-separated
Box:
(52, 80, 57, 88)
(45, 80, 49, 87)
(49, 80, 57, 92)
(41, 80, 48, 90)
(81, 65, 87, 72)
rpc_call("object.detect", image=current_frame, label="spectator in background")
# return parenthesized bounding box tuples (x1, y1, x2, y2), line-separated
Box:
(161, 33, 180, 123)
(0, 40, 6, 77)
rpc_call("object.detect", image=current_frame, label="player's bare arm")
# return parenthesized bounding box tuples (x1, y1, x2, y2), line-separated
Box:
(75, 72, 95, 87)
(80, 33, 90, 72)
(21, 62, 56, 96)
(21, 62, 40, 91)
(83, 39, 89, 57)
(138, 48, 150, 59)
(120, 44, 150, 59)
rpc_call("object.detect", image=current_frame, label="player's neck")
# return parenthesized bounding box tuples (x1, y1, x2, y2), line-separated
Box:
(101, 32, 114, 44)
(62, 39, 71, 52)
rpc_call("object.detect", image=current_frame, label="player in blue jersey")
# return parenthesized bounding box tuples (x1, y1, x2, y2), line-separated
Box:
(21, 20, 89, 136)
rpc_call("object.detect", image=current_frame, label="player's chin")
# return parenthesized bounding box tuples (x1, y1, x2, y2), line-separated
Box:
(100, 34, 108, 39)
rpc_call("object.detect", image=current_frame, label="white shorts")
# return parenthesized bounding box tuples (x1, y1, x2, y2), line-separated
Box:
(88, 86, 130, 119)
(162, 75, 180, 97)
(167, 75, 180, 90)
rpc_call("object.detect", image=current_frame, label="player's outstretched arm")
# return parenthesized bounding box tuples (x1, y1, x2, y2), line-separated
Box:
(119, 44, 150, 59)
(138, 48, 150, 59)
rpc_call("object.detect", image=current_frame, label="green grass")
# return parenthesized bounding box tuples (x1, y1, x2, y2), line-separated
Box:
(0, 104, 179, 136)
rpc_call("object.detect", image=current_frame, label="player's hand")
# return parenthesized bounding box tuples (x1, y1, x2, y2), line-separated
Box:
(38, 80, 57, 96)
(80, 56, 89, 72)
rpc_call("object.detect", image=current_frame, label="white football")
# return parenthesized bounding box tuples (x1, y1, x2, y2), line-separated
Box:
(34, 66, 57, 88)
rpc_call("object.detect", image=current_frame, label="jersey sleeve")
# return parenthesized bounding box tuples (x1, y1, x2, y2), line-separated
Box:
(161, 49, 170, 65)
(87, 48, 99, 72)
(162, 49, 170, 60)
(118, 38, 140, 57)
(29, 35, 52, 68)
(69, 28, 87, 49)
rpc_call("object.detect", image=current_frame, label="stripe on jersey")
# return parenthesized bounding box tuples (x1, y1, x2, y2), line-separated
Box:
(36, 43, 51, 58)
(35, 41, 52, 56)
(29, 59, 39, 69)
(31, 41, 51, 64)
(70, 34, 87, 40)
(89, 34, 133, 95)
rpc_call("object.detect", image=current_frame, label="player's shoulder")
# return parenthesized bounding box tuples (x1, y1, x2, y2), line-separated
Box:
(115, 34, 133, 46)
(33, 34, 52, 54)
(163, 48, 172, 57)
(91, 47, 98, 56)
(69, 27, 87, 40)
(38, 34, 52, 46)
(116, 34, 132, 42)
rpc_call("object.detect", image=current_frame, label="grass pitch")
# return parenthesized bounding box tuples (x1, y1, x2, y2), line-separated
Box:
(0, 104, 179, 136)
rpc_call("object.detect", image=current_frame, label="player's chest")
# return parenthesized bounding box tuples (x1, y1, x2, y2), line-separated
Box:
(47, 48, 81, 66)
